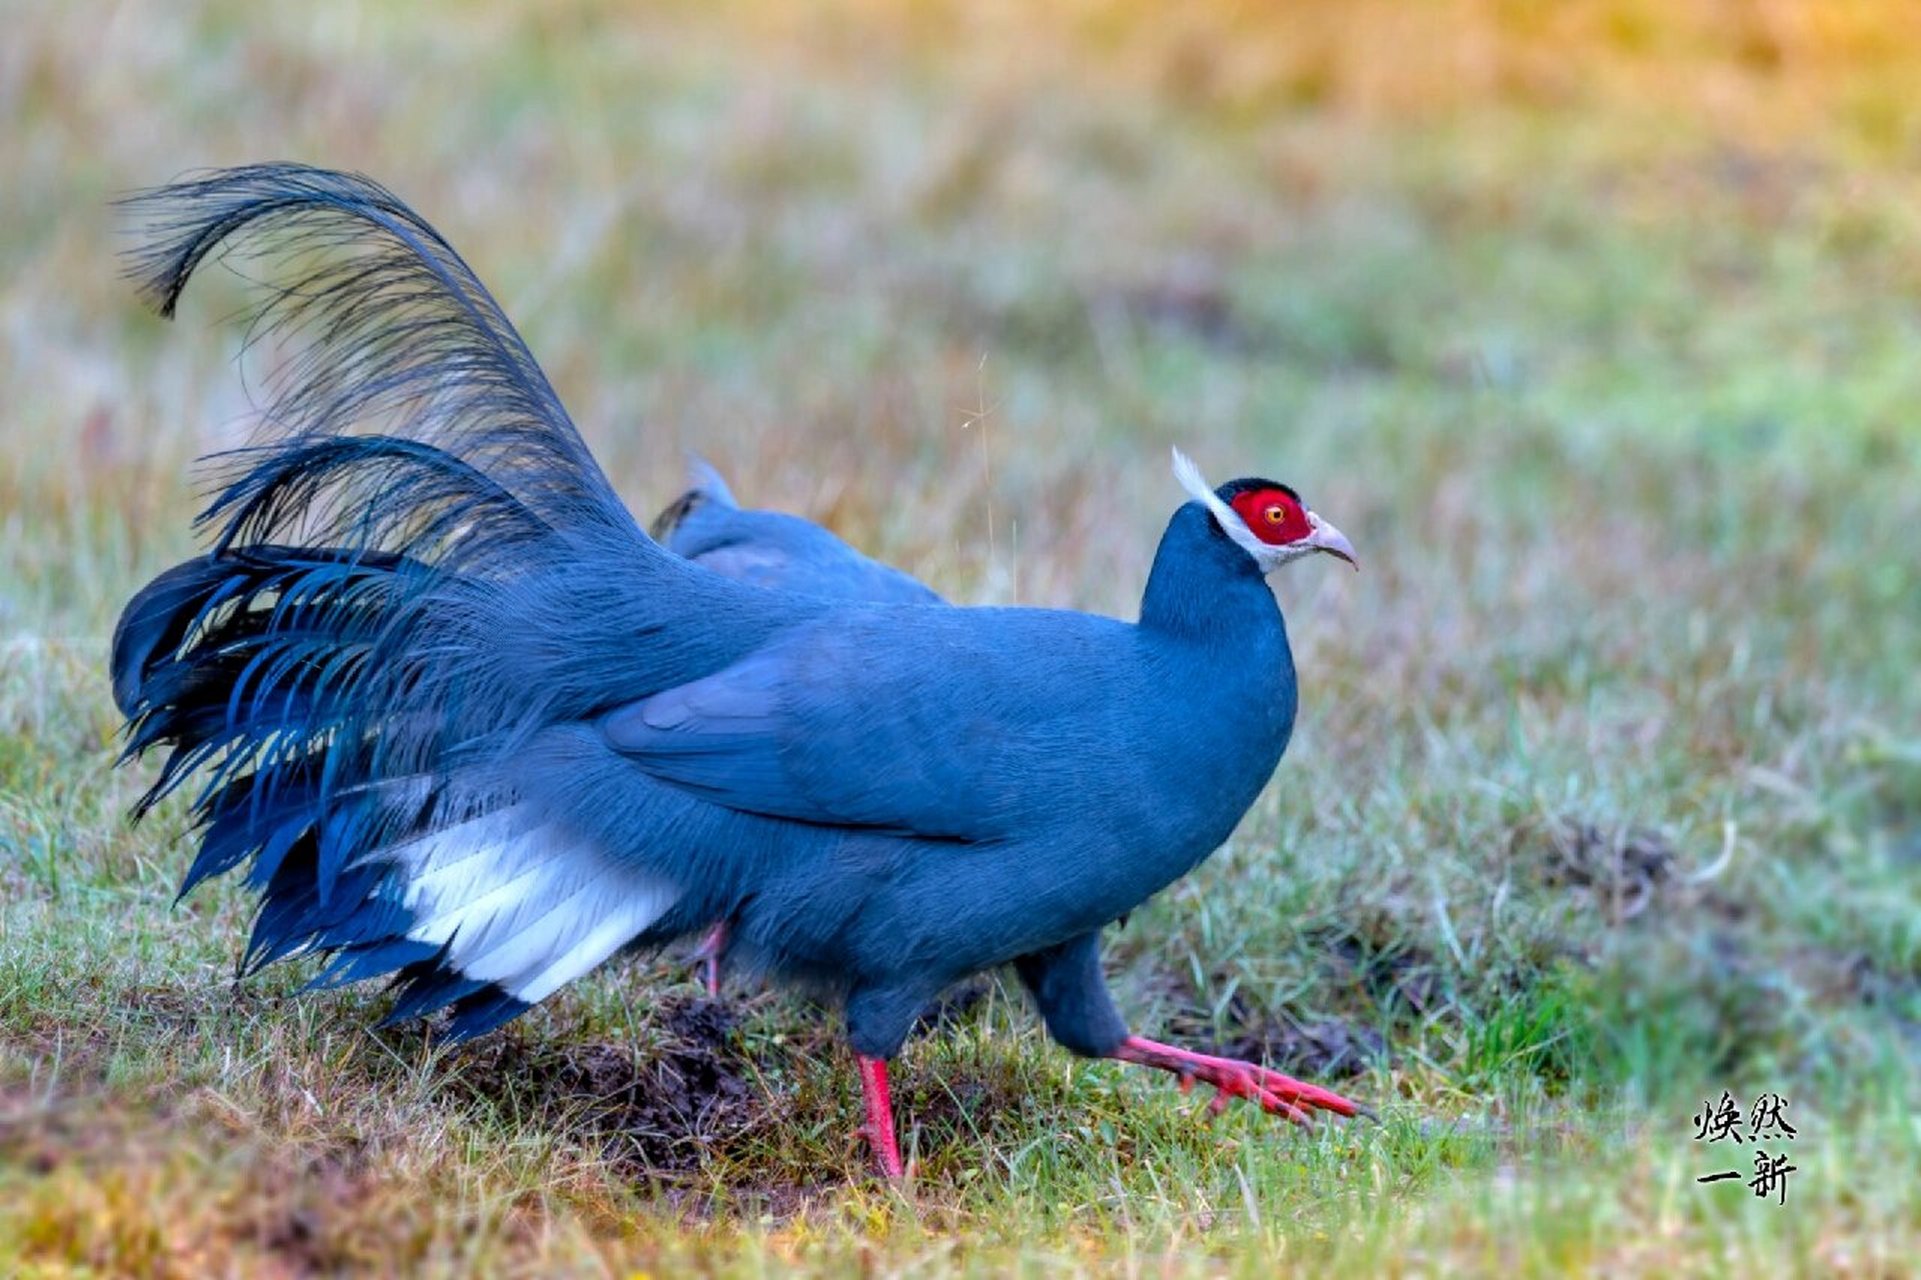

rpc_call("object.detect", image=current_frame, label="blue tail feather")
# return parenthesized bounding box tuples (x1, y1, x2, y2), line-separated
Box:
(380, 961, 493, 1026)
(307, 939, 442, 991)
(113, 165, 733, 1035)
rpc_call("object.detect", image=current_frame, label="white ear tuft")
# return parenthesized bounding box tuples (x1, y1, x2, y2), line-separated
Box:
(1170, 446, 1268, 562)
(1171, 446, 1214, 507)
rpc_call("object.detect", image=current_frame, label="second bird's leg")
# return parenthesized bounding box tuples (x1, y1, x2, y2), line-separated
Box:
(691, 922, 727, 996)
(855, 1054, 906, 1179)
(1109, 1036, 1363, 1124)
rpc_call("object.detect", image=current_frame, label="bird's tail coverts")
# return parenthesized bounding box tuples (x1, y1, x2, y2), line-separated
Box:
(112, 165, 705, 1036)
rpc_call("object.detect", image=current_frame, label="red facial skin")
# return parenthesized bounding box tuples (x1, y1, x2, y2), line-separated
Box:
(1228, 488, 1311, 547)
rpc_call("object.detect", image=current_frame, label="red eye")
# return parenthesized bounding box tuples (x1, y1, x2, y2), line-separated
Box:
(1263, 506, 1285, 526)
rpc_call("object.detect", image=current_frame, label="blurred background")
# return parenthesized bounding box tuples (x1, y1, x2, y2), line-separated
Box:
(3, 1, 1918, 1273)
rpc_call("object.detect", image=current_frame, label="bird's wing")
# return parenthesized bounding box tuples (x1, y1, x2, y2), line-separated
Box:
(601, 608, 1126, 841)
(601, 645, 824, 817)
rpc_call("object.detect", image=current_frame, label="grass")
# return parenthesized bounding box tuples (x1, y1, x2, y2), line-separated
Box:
(4, 0, 1920, 1273)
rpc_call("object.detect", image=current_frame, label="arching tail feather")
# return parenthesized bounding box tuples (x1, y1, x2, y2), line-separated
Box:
(112, 545, 413, 725)
(111, 165, 767, 1036)
(117, 163, 640, 561)
(200, 434, 553, 558)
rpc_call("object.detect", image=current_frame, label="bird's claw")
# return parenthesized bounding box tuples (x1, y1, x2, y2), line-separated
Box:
(1111, 1036, 1360, 1126)
(1185, 1060, 1315, 1125)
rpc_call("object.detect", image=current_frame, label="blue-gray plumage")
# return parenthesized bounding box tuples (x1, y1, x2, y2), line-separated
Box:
(651, 458, 940, 605)
(110, 164, 1364, 1178)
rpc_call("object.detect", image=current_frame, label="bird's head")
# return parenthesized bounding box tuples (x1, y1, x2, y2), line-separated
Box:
(1172, 448, 1358, 574)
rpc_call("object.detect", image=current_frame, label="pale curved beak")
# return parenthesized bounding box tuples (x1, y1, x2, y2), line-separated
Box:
(1306, 515, 1359, 570)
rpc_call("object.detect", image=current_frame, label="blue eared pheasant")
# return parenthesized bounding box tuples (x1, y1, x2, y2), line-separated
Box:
(651, 457, 941, 607)
(111, 164, 1363, 1178)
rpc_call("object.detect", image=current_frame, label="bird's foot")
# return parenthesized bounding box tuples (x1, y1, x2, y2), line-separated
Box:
(1110, 1035, 1363, 1124)
(855, 1054, 906, 1179)
(690, 923, 727, 996)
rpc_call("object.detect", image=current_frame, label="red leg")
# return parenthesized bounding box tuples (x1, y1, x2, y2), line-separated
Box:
(856, 1054, 906, 1179)
(1110, 1036, 1363, 1124)
(691, 922, 727, 996)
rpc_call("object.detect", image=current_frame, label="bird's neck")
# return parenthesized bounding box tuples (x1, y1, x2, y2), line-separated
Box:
(1123, 500, 1298, 909)
(1138, 502, 1284, 646)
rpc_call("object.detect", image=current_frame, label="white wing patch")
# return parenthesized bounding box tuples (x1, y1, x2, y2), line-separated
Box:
(383, 805, 679, 1004)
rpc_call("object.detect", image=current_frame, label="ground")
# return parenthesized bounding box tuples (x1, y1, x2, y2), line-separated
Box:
(2, 2, 1919, 1274)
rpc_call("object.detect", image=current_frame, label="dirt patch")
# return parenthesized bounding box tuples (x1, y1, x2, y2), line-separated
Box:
(0, 1067, 396, 1277)
(447, 995, 774, 1179)
(890, 1049, 1036, 1175)
(1517, 817, 1679, 923)
(243, 1142, 383, 1276)
(1312, 927, 1445, 1014)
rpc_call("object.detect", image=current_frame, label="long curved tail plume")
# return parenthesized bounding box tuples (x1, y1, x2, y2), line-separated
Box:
(119, 163, 634, 559)
(112, 165, 687, 1036)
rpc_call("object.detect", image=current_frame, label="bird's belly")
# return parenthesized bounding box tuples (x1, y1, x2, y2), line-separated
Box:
(893, 826, 1231, 979)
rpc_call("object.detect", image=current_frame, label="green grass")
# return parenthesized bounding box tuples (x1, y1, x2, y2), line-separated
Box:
(4, 1, 1920, 1273)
